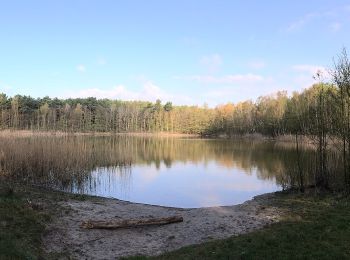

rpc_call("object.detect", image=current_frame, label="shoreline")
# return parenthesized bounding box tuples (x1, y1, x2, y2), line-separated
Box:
(0, 129, 313, 143)
(0, 129, 200, 138)
(2, 183, 348, 259)
(44, 189, 282, 259)
(2, 184, 283, 259)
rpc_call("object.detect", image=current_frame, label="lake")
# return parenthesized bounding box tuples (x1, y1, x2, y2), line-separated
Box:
(0, 135, 318, 208)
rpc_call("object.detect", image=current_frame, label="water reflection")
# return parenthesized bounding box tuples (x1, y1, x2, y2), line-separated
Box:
(77, 162, 278, 208)
(0, 136, 329, 207)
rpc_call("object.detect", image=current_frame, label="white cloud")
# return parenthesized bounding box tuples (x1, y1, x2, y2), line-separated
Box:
(292, 75, 318, 89)
(63, 82, 193, 105)
(292, 64, 327, 75)
(0, 81, 12, 93)
(175, 73, 264, 84)
(76, 64, 86, 72)
(67, 85, 132, 99)
(200, 82, 280, 106)
(292, 64, 331, 88)
(142, 81, 169, 101)
(173, 74, 276, 107)
(200, 54, 223, 73)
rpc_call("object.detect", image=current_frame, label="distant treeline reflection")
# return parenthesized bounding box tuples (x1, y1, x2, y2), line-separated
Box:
(0, 135, 344, 192)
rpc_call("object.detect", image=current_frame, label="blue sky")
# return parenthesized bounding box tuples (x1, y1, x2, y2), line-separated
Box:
(0, 0, 349, 106)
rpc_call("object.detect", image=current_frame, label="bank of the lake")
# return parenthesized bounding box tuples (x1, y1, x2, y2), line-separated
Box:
(0, 129, 201, 138)
(1, 183, 349, 259)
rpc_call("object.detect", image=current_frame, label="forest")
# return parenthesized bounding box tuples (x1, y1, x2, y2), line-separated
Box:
(0, 51, 348, 138)
(0, 79, 344, 137)
(1, 49, 350, 192)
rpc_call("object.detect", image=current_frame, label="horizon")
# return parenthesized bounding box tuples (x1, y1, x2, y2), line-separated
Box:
(0, 83, 322, 109)
(1, 0, 349, 107)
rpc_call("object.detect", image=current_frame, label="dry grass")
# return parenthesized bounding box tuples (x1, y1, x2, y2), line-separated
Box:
(0, 135, 132, 190)
(0, 133, 344, 192)
(0, 130, 199, 138)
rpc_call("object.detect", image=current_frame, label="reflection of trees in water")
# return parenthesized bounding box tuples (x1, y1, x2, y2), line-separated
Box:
(71, 166, 132, 198)
(0, 135, 344, 191)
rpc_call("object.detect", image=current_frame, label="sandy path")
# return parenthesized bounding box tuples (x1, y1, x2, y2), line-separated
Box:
(43, 193, 281, 259)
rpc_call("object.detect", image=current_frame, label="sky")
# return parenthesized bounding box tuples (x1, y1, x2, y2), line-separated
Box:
(0, 0, 349, 107)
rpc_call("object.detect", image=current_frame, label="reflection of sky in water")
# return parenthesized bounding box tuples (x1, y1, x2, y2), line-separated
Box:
(76, 160, 280, 208)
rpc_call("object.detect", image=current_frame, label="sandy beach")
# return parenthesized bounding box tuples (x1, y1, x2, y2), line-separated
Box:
(43, 193, 282, 259)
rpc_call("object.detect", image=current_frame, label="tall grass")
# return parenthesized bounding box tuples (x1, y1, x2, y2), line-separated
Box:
(0, 133, 345, 192)
(0, 135, 132, 189)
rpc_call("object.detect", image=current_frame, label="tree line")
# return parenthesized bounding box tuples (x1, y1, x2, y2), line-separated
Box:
(0, 84, 344, 138)
(0, 83, 346, 139)
(0, 95, 215, 134)
(1, 48, 350, 191)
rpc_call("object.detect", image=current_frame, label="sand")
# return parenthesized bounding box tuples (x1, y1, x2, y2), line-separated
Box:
(43, 193, 282, 259)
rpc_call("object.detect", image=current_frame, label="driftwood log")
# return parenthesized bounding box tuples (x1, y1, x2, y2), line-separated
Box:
(81, 216, 183, 229)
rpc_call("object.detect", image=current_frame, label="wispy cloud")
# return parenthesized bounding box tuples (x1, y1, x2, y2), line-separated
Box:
(66, 85, 131, 99)
(292, 64, 331, 80)
(63, 82, 193, 105)
(286, 6, 347, 32)
(76, 64, 86, 73)
(292, 64, 327, 75)
(292, 75, 318, 89)
(200, 81, 281, 106)
(200, 54, 223, 73)
(292, 64, 331, 88)
(175, 73, 264, 84)
(0, 81, 12, 93)
(287, 12, 317, 31)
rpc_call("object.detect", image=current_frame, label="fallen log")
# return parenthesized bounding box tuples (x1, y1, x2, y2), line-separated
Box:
(81, 216, 183, 229)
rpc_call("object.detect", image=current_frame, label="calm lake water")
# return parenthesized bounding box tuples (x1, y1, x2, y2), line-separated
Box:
(63, 136, 290, 208)
(1, 135, 317, 208)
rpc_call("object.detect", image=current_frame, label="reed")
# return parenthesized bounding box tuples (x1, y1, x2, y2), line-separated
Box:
(0, 135, 132, 190)
(0, 134, 345, 192)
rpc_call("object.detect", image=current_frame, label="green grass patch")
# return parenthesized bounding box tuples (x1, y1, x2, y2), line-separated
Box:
(0, 188, 48, 259)
(0, 183, 99, 259)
